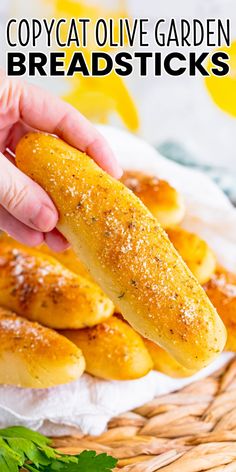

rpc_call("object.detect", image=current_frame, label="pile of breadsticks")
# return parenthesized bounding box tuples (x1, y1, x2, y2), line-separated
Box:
(0, 132, 232, 388)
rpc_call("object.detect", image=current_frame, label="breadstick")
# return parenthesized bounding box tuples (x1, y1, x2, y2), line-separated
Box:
(0, 239, 114, 329)
(0, 307, 85, 388)
(16, 133, 226, 370)
(143, 338, 195, 378)
(39, 243, 93, 281)
(62, 316, 153, 380)
(120, 170, 185, 228)
(167, 227, 216, 284)
(114, 313, 194, 378)
(204, 269, 236, 352)
(1, 233, 94, 282)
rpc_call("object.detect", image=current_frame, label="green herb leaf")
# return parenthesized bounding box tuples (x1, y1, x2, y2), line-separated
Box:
(6, 438, 50, 467)
(77, 451, 117, 472)
(0, 454, 19, 472)
(49, 451, 117, 471)
(0, 427, 50, 447)
(0, 437, 23, 472)
(0, 426, 117, 471)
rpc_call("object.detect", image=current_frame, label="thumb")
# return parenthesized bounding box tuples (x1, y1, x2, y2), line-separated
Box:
(0, 153, 58, 232)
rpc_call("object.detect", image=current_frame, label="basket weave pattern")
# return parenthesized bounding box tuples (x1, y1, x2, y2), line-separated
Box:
(53, 357, 236, 471)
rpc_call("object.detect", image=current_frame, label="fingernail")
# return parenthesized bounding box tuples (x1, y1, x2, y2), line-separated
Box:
(30, 205, 57, 232)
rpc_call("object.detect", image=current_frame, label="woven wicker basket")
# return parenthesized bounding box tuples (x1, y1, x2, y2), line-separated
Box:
(53, 357, 236, 471)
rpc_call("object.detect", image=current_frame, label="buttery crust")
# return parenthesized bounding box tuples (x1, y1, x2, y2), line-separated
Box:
(62, 316, 153, 380)
(120, 170, 185, 228)
(167, 227, 216, 284)
(16, 133, 226, 370)
(0, 306, 85, 388)
(115, 313, 194, 378)
(143, 338, 195, 378)
(204, 269, 236, 352)
(0, 239, 114, 329)
(39, 243, 93, 281)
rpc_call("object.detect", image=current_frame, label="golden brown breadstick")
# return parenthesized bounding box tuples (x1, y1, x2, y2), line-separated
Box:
(0, 307, 85, 388)
(120, 170, 185, 228)
(143, 338, 195, 378)
(61, 316, 153, 380)
(167, 227, 216, 284)
(39, 244, 93, 281)
(16, 133, 226, 370)
(115, 311, 194, 378)
(204, 269, 236, 352)
(0, 240, 114, 329)
(1, 233, 95, 283)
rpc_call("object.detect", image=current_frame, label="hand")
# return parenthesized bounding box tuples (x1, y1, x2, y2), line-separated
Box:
(0, 70, 122, 251)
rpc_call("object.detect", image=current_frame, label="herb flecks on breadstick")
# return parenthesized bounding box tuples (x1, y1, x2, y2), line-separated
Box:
(16, 133, 226, 371)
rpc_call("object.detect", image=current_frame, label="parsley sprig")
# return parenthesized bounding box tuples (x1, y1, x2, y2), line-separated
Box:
(0, 426, 117, 471)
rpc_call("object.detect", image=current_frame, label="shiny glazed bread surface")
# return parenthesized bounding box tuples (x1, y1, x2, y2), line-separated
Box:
(0, 238, 114, 329)
(0, 307, 85, 388)
(62, 316, 153, 380)
(120, 170, 185, 228)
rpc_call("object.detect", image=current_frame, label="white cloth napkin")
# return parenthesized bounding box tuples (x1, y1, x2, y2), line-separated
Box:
(0, 125, 235, 437)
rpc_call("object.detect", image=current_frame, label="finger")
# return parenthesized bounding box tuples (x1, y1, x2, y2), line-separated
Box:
(0, 206, 44, 247)
(44, 228, 70, 253)
(3, 149, 15, 164)
(0, 152, 58, 232)
(5, 121, 36, 156)
(17, 79, 122, 178)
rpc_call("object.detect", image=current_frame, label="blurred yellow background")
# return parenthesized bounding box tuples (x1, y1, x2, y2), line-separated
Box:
(1, 0, 236, 171)
(44, 0, 139, 132)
